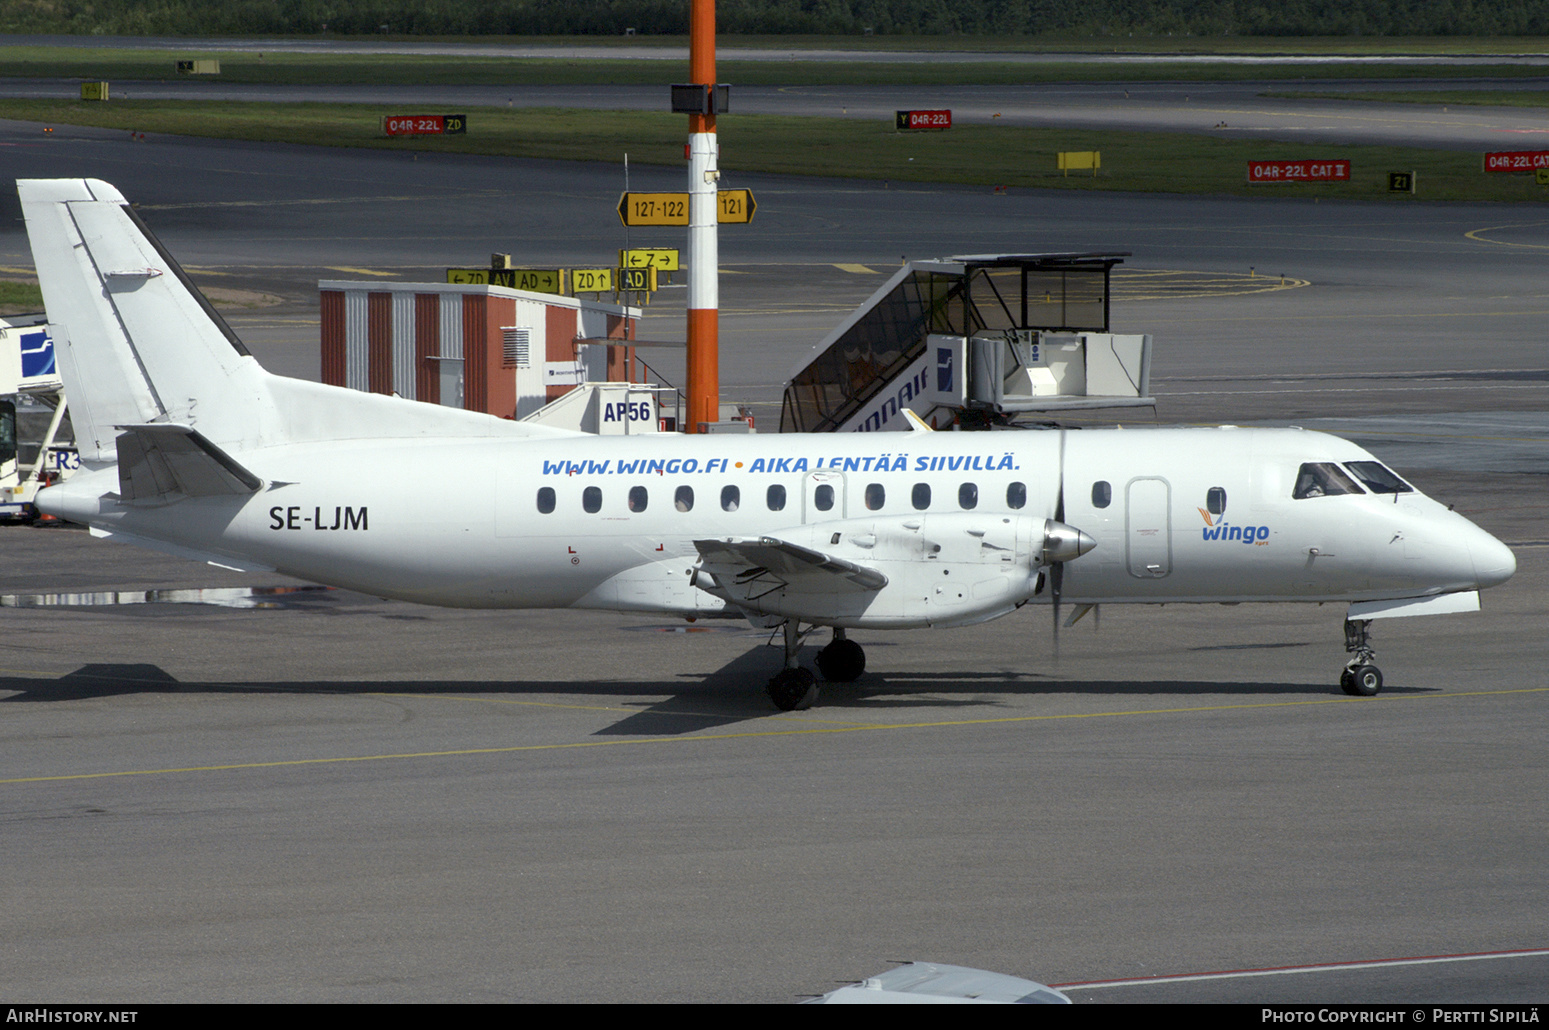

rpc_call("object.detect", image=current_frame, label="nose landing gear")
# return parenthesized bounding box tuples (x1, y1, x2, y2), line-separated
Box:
(1340, 618, 1383, 696)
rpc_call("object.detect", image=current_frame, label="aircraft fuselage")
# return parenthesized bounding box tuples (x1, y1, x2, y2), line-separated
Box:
(43, 424, 1514, 630)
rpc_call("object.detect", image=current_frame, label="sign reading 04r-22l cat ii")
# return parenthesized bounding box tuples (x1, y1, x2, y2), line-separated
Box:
(1247, 160, 1350, 183)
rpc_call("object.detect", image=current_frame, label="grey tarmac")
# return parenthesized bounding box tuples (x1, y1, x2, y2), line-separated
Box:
(0, 111, 1544, 1003)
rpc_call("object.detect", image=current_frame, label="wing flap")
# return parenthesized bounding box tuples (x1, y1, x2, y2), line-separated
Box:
(693, 536, 888, 602)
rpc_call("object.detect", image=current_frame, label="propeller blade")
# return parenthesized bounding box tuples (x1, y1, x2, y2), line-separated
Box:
(1051, 558, 1062, 658)
(1052, 427, 1066, 654)
(1054, 427, 1066, 524)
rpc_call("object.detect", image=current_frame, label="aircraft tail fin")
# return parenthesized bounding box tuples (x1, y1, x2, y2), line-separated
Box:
(18, 179, 263, 463)
(21, 178, 573, 461)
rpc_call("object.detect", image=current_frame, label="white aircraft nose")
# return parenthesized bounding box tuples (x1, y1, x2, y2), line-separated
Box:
(1469, 530, 1517, 590)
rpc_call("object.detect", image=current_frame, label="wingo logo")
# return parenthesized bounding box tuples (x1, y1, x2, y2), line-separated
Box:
(1199, 508, 1270, 545)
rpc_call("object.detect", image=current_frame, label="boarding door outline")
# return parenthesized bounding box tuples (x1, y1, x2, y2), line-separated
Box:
(1126, 476, 1172, 578)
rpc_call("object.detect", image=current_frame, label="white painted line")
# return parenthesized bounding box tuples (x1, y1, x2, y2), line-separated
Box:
(1053, 948, 1549, 990)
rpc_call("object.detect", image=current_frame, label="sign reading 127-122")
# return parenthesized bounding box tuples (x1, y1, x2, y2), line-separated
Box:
(616, 191, 757, 227)
(1247, 160, 1350, 183)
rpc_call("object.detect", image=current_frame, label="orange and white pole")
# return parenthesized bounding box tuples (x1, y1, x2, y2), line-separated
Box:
(686, 0, 718, 432)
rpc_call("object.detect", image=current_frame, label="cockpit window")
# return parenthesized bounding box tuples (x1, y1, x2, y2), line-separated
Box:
(1344, 461, 1414, 494)
(1293, 462, 1365, 500)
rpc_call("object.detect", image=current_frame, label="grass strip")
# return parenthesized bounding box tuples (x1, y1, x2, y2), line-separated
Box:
(1266, 89, 1549, 109)
(0, 281, 43, 304)
(3, 98, 1547, 202)
(0, 280, 44, 316)
(6, 45, 1549, 87)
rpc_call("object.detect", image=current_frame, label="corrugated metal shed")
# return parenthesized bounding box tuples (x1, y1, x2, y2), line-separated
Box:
(320, 281, 641, 419)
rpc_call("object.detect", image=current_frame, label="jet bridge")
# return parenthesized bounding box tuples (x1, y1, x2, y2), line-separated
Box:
(780, 253, 1153, 433)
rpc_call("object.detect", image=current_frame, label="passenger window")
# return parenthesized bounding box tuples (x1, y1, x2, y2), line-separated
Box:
(912, 483, 931, 510)
(721, 485, 740, 511)
(675, 485, 694, 512)
(1345, 461, 1413, 494)
(1007, 482, 1026, 509)
(583, 486, 602, 513)
(958, 482, 978, 510)
(1092, 481, 1111, 508)
(628, 486, 648, 513)
(865, 483, 885, 510)
(1293, 463, 1364, 500)
(536, 487, 556, 514)
(1206, 487, 1226, 516)
(767, 484, 786, 511)
(814, 484, 835, 512)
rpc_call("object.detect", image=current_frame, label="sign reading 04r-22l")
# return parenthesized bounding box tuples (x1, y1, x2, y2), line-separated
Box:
(382, 114, 466, 136)
(896, 109, 951, 131)
(617, 191, 757, 226)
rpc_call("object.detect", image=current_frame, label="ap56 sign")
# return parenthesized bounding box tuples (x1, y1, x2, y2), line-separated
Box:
(1248, 160, 1350, 183)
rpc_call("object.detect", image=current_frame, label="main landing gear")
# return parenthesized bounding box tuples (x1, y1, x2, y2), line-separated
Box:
(765, 625, 867, 711)
(1340, 618, 1383, 697)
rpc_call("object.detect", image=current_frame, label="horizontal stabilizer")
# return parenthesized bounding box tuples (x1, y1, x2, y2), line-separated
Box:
(694, 536, 887, 603)
(115, 423, 262, 502)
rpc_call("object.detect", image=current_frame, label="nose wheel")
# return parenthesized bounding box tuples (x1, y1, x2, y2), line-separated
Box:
(1341, 619, 1383, 696)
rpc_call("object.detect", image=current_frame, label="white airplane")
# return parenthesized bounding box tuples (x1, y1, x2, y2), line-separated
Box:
(18, 179, 1517, 710)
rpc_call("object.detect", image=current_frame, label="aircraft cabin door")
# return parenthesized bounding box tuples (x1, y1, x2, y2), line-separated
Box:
(1126, 476, 1172, 578)
(802, 470, 846, 523)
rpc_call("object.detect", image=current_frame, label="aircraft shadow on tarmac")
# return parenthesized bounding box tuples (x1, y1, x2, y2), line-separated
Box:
(0, 653, 1442, 737)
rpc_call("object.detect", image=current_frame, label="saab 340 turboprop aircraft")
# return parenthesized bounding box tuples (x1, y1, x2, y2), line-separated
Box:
(18, 179, 1517, 710)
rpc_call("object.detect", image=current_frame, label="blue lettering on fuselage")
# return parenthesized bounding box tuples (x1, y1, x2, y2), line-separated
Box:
(1203, 523, 1270, 545)
(538, 451, 1019, 476)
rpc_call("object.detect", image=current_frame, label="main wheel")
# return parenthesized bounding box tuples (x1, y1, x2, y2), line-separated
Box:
(815, 638, 866, 683)
(767, 667, 819, 711)
(1347, 664, 1383, 697)
(1340, 669, 1358, 695)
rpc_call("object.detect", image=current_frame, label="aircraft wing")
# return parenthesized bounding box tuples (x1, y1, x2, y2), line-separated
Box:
(115, 423, 263, 502)
(693, 536, 888, 603)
